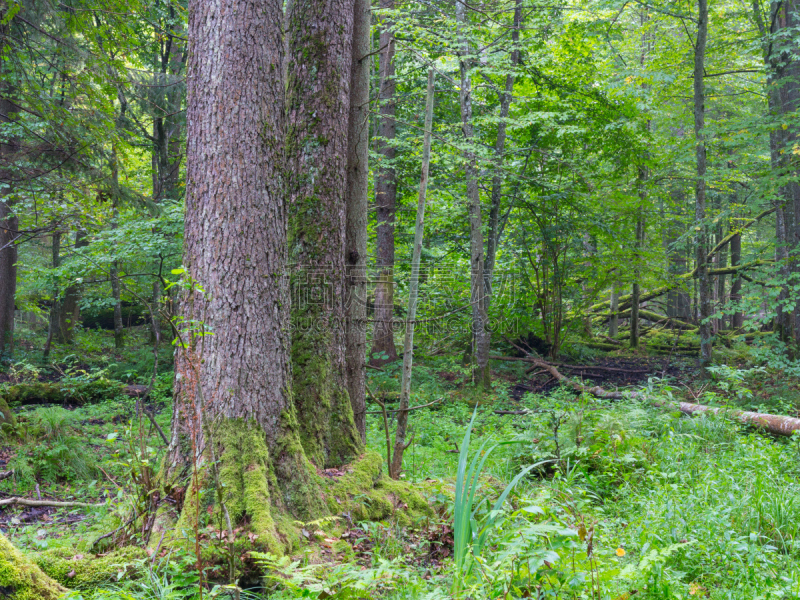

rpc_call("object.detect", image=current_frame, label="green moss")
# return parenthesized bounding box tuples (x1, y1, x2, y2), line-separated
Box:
(0, 379, 124, 407)
(0, 396, 15, 427)
(214, 420, 283, 554)
(0, 532, 67, 599)
(35, 546, 144, 588)
(325, 453, 432, 525)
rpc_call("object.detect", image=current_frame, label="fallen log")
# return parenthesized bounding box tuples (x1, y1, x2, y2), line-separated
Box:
(490, 355, 635, 400)
(677, 402, 800, 437)
(0, 497, 105, 508)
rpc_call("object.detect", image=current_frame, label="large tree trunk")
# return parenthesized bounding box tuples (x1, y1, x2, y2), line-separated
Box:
(345, 0, 370, 443)
(370, 0, 399, 367)
(694, 0, 712, 368)
(286, 0, 362, 468)
(752, 0, 800, 344)
(457, 1, 491, 389)
(166, 0, 325, 545)
(0, 14, 18, 357)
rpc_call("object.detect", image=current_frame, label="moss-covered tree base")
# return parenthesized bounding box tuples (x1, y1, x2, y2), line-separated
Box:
(156, 424, 430, 570)
(0, 532, 67, 600)
(326, 452, 431, 526)
(35, 546, 146, 588)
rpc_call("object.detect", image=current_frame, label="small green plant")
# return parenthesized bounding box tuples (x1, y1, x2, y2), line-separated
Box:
(452, 407, 549, 596)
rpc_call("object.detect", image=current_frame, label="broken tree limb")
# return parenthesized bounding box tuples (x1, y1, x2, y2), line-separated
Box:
(489, 355, 636, 400)
(0, 497, 105, 508)
(678, 402, 800, 437)
(589, 259, 774, 315)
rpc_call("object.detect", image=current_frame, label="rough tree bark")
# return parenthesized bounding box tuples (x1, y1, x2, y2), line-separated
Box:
(370, 0, 399, 367)
(58, 229, 88, 344)
(457, 1, 491, 389)
(391, 68, 435, 480)
(345, 0, 370, 443)
(752, 0, 800, 344)
(0, 11, 18, 357)
(286, 0, 363, 468)
(165, 0, 326, 548)
(693, 0, 712, 368)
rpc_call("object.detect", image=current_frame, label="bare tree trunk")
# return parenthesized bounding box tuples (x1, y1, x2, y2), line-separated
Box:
(630, 201, 645, 348)
(166, 0, 325, 537)
(110, 148, 124, 350)
(287, 0, 362, 468)
(0, 15, 18, 357)
(716, 222, 727, 331)
(730, 232, 743, 330)
(370, 0, 399, 367)
(457, 2, 490, 389)
(485, 0, 523, 308)
(753, 0, 799, 344)
(345, 0, 370, 443)
(0, 201, 16, 357)
(609, 284, 619, 338)
(694, 0, 712, 368)
(390, 69, 435, 480)
(42, 232, 61, 359)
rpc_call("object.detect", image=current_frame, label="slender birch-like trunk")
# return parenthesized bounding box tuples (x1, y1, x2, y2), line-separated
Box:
(390, 69, 435, 479)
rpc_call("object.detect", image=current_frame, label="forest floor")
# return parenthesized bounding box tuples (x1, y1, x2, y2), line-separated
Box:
(2, 325, 800, 599)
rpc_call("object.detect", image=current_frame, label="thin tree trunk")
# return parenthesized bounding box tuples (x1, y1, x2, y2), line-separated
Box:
(390, 68, 435, 480)
(485, 0, 523, 308)
(345, 0, 370, 443)
(0, 200, 16, 357)
(110, 147, 124, 349)
(287, 0, 362, 468)
(609, 284, 619, 338)
(457, 2, 490, 389)
(370, 0, 399, 367)
(43, 232, 61, 359)
(630, 201, 645, 348)
(730, 232, 743, 330)
(694, 0, 712, 368)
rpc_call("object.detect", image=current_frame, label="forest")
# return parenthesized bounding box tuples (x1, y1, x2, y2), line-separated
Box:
(2, 0, 800, 597)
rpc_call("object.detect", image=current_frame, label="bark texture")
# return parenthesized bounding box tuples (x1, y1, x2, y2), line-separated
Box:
(286, 0, 362, 468)
(457, 1, 491, 389)
(0, 14, 18, 357)
(167, 0, 324, 541)
(370, 0, 399, 366)
(693, 0, 712, 368)
(345, 0, 370, 443)
(0, 200, 16, 357)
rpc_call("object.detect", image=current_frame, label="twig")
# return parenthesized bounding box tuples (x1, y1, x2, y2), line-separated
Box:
(365, 397, 444, 414)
